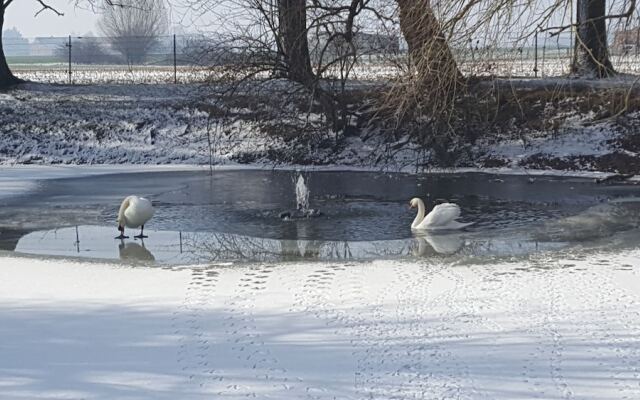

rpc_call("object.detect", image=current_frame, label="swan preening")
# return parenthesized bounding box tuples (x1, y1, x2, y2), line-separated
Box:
(410, 197, 473, 231)
(116, 196, 154, 239)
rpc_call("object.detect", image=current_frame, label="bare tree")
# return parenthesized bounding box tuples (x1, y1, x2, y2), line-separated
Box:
(0, 3, 18, 87)
(571, 0, 629, 77)
(397, 0, 461, 81)
(98, 0, 169, 64)
(174, 0, 394, 131)
(378, 0, 465, 128)
(279, 0, 314, 83)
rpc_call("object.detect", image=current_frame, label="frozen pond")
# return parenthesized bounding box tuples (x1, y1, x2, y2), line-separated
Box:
(1, 170, 640, 264)
(3, 169, 640, 400)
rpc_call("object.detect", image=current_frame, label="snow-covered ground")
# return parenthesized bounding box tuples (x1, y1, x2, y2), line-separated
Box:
(1, 249, 640, 399)
(479, 120, 626, 167)
(3, 53, 640, 400)
(0, 83, 271, 165)
(0, 81, 408, 167)
(11, 65, 213, 85)
(1, 81, 637, 173)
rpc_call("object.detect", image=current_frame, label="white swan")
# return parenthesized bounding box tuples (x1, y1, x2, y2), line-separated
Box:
(116, 196, 154, 239)
(410, 197, 473, 231)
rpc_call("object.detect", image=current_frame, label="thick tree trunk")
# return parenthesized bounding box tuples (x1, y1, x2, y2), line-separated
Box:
(389, 0, 464, 129)
(278, 0, 341, 130)
(278, 0, 314, 84)
(571, 0, 615, 78)
(397, 0, 463, 83)
(0, 9, 21, 88)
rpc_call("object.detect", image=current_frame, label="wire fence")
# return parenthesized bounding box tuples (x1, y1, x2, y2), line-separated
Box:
(3, 31, 640, 85)
(4, 34, 214, 84)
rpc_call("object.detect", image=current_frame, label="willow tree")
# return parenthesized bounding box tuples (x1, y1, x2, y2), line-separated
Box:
(397, 0, 462, 84)
(382, 0, 464, 126)
(98, 0, 169, 64)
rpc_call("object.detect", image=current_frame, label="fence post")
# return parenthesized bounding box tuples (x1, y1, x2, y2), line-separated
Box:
(67, 35, 72, 84)
(533, 31, 538, 78)
(173, 34, 177, 84)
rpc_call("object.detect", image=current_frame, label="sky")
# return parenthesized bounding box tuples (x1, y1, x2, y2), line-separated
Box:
(3, 0, 207, 38)
(5, 1, 101, 37)
(3, 0, 632, 41)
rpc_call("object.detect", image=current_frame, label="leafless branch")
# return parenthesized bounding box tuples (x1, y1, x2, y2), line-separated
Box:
(34, 0, 64, 17)
(542, 0, 636, 37)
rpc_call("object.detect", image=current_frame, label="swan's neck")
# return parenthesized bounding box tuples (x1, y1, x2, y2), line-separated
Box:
(117, 197, 131, 226)
(411, 199, 426, 229)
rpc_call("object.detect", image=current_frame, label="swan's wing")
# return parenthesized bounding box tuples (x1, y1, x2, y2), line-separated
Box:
(117, 196, 134, 225)
(419, 203, 461, 228)
(124, 196, 155, 226)
(139, 197, 155, 216)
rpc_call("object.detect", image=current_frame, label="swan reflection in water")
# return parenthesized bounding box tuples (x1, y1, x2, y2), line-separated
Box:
(412, 233, 464, 256)
(118, 240, 156, 262)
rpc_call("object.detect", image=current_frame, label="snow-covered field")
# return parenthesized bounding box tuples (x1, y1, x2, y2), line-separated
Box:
(10, 53, 640, 84)
(1, 248, 640, 399)
(11, 65, 213, 85)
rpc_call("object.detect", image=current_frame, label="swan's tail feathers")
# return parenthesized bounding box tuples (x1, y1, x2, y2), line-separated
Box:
(453, 221, 474, 229)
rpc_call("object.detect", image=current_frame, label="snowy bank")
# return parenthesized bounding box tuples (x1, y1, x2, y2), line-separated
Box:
(1, 83, 640, 174)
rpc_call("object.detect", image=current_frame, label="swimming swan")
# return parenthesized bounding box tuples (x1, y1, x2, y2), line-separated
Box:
(409, 197, 473, 231)
(116, 196, 154, 239)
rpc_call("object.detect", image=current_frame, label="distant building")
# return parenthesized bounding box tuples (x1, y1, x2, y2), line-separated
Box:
(2, 27, 29, 56)
(613, 28, 640, 53)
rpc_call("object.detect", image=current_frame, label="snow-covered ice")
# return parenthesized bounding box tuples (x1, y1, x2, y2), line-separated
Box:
(0, 164, 205, 200)
(1, 248, 640, 399)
